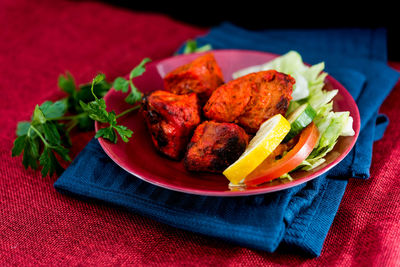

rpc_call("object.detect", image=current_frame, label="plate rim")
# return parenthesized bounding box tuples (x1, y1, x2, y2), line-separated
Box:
(96, 49, 361, 197)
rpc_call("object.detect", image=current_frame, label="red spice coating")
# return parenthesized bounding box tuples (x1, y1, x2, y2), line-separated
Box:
(184, 121, 249, 173)
(204, 70, 295, 133)
(163, 53, 224, 103)
(141, 90, 201, 160)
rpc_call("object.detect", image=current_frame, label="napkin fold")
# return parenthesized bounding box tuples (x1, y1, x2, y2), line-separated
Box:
(54, 23, 399, 257)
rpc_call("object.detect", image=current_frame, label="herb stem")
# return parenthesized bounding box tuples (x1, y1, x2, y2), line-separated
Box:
(48, 113, 86, 121)
(30, 125, 50, 147)
(129, 80, 135, 91)
(116, 104, 141, 119)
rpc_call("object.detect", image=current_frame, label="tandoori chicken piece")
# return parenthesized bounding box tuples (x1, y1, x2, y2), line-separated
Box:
(184, 121, 249, 173)
(204, 70, 295, 133)
(141, 90, 201, 160)
(163, 53, 224, 103)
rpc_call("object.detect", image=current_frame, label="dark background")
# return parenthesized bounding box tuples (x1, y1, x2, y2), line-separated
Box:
(102, 1, 400, 61)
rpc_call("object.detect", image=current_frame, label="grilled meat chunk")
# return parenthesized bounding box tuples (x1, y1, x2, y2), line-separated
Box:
(204, 70, 295, 133)
(184, 121, 249, 173)
(141, 90, 201, 160)
(163, 53, 224, 103)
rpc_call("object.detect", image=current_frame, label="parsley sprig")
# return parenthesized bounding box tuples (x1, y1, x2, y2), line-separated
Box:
(113, 58, 151, 104)
(12, 100, 72, 177)
(11, 58, 151, 177)
(58, 71, 112, 131)
(80, 74, 137, 143)
(181, 40, 212, 54)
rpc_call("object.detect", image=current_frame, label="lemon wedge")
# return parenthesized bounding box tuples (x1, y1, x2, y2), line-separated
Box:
(223, 114, 290, 185)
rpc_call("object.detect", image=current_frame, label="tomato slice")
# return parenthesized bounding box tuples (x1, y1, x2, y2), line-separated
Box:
(244, 122, 319, 186)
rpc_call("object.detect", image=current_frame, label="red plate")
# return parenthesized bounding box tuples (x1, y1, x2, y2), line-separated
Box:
(95, 49, 360, 196)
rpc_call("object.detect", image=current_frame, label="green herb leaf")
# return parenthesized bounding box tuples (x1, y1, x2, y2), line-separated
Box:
(22, 136, 39, 170)
(58, 71, 77, 96)
(182, 40, 212, 54)
(40, 100, 67, 119)
(113, 77, 129, 93)
(78, 80, 111, 103)
(39, 146, 64, 177)
(79, 99, 109, 123)
(125, 83, 143, 104)
(129, 58, 151, 80)
(32, 105, 47, 124)
(113, 125, 133, 142)
(95, 127, 117, 143)
(52, 144, 71, 162)
(183, 40, 197, 54)
(118, 58, 150, 105)
(82, 75, 134, 143)
(13, 65, 141, 178)
(195, 44, 212, 53)
(93, 73, 106, 86)
(12, 135, 26, 157)
(16, 122, 31, 136)
(41, 122, 61, 145)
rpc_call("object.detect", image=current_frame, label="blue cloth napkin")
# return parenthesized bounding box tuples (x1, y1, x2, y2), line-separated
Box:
(54, 23, 399, 257)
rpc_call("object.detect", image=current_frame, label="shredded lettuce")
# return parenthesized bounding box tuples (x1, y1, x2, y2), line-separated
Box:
(233, 50, 355, 171)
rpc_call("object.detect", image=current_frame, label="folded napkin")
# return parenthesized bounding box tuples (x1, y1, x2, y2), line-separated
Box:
(54, 24, 399, 257)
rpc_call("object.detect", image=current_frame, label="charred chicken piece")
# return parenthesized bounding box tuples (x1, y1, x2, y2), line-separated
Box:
(141, 90, 201, 160)
(204, 70, 295, 133)
(163, 53, 224, 103)
(184, 121, 249, 173)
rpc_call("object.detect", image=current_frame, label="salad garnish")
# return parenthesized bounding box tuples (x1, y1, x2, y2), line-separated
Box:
(232, 51, 355, 180)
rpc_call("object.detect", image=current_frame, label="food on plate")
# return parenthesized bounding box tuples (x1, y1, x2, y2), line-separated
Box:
(244, 121, 319, 186)
(141, 90, 201, 160)
(223, 50, 354, 185)
(283, 103, 316, 142)
(141, 50, 355, 187)
(184, 121, 249, 173)
(222, 114, 290, 185)
(163, 52, 224, 103)
(203, 70, 295, 133)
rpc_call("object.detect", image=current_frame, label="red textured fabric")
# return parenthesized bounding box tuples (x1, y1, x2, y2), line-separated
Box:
(1, 0, 400, 265)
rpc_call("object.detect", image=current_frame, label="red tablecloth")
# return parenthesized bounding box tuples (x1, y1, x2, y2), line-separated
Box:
(1, 0, 400, 265)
